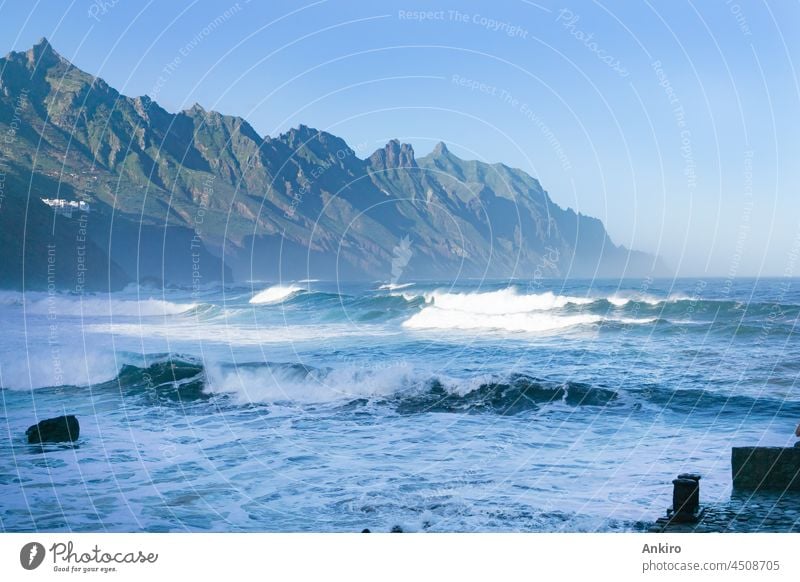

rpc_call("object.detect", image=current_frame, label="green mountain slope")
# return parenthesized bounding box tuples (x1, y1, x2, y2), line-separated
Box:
(0, 39, 666, 290)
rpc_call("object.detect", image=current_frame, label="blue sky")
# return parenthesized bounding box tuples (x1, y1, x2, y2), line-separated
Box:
(1, 0, 798, 276)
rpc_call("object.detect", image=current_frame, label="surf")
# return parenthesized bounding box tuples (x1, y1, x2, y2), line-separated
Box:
(249, 284, 306, 304)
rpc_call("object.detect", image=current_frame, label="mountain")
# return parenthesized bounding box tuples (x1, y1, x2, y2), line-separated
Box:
(0, 38, 666, 291)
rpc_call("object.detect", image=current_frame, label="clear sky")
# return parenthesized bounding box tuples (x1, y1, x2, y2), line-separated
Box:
(1, 0, 798, 276)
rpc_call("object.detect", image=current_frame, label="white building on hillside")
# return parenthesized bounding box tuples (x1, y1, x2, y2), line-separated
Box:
(41, 198, 90, 218)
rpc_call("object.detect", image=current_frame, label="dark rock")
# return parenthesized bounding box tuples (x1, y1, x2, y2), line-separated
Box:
(116, 360, 208, 402)
(390, 525, 403, 533)
(361, 528, 371, 533)
(26, 415, 80, 443)
(732, 447, 800, 491)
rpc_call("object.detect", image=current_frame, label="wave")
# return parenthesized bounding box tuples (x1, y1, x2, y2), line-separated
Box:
(394, 375, 619, 414)
(419, 288, 594, 314)
(12, 353, 800, 419)
(122, 357, 620, 412)
(605, 316, 662, 325)
(113, 356, 208, 401)
(398, 287, 663, 332)
(396, 286, 800, 333)
(249, 284, 305, 304)
(415, 288, 703, 311)
(0, 291, 24, 306)
(378, 282, 414, 291)
(387, 291, 423, 302)
(344, 293, 424, 321)
(53, 297, 198, 317)
(205, 360, 418, 404)
(0, 293, 197, 317)
(606, 295, 633, 307)
(631, 384, 800, 417)
(202, 363, 617, 414)
(596, 292, 690, 307)
(605, 294, 658, 307)
(115, 358, 800, 417)
(0, 346, 121, 390)
(403, 308, 601, 332)
(599, 294, 800, 317)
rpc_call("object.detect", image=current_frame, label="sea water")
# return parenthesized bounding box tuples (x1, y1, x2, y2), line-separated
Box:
(1, 278, 798, 532)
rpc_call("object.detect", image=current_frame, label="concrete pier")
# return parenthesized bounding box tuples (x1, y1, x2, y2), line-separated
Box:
(649, 492, 800, 532)
(649, 448, 800, 532)
(731, 447, 800, 492)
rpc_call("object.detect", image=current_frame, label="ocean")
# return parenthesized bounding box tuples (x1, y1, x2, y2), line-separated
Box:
(1, 278, 798, 532)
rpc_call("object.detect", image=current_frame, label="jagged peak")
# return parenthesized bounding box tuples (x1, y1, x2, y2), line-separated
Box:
(25, 37, 64, 67)
(284, 123, 321, 138)
(32, 37, 53, 52)
(432, 141, 450, 156)
(132, 94, 167, 119)
(279, 125, 353, 153)
(419, 142, 466, 167)
(369, 139, 417, 169)
(182, 104, 264, 143)
(282, 124, 343, 141)
(183, 102, 239, 123)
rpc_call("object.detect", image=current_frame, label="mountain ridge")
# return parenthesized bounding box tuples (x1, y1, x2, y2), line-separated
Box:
(0, 38, 667, 290)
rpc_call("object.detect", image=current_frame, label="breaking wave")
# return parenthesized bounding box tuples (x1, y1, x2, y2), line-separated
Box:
(378, 282, 414, 291)
(400, 288, 658, 332)
(92, 356, 623, 413)
(249, 284, 305, 304)
(403, 308, 601, 332)
(20, 355, 794, 419)
(419, 288, 594, 313)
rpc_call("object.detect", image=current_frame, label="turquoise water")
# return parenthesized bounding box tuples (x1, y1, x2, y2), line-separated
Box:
(1, 278, 798, 531)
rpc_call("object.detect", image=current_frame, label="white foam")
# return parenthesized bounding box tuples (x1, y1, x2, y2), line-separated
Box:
(402, 307, 600, 332)
(378, 282, 414, 291)
(606, 295, 633, 307)
(640, 295, 664, 306)
(205, 361, 563, 405)
(397, 287, 674, 333)
(205, 361, 420, 404)
(249, 284, 304, 304)
(604, 293, 689, 307)
(0, 291, 24, 306)
(607, 317, 660, 325)
(388, 291, 422, 301)
(421, 288, 593, 314)
(399, 287, 598, 333)
(0, 347, 120, 390)
(666, 293, 692, 303)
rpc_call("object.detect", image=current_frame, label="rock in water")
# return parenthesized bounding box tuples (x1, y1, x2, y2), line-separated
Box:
(26, 415, 80, 443)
